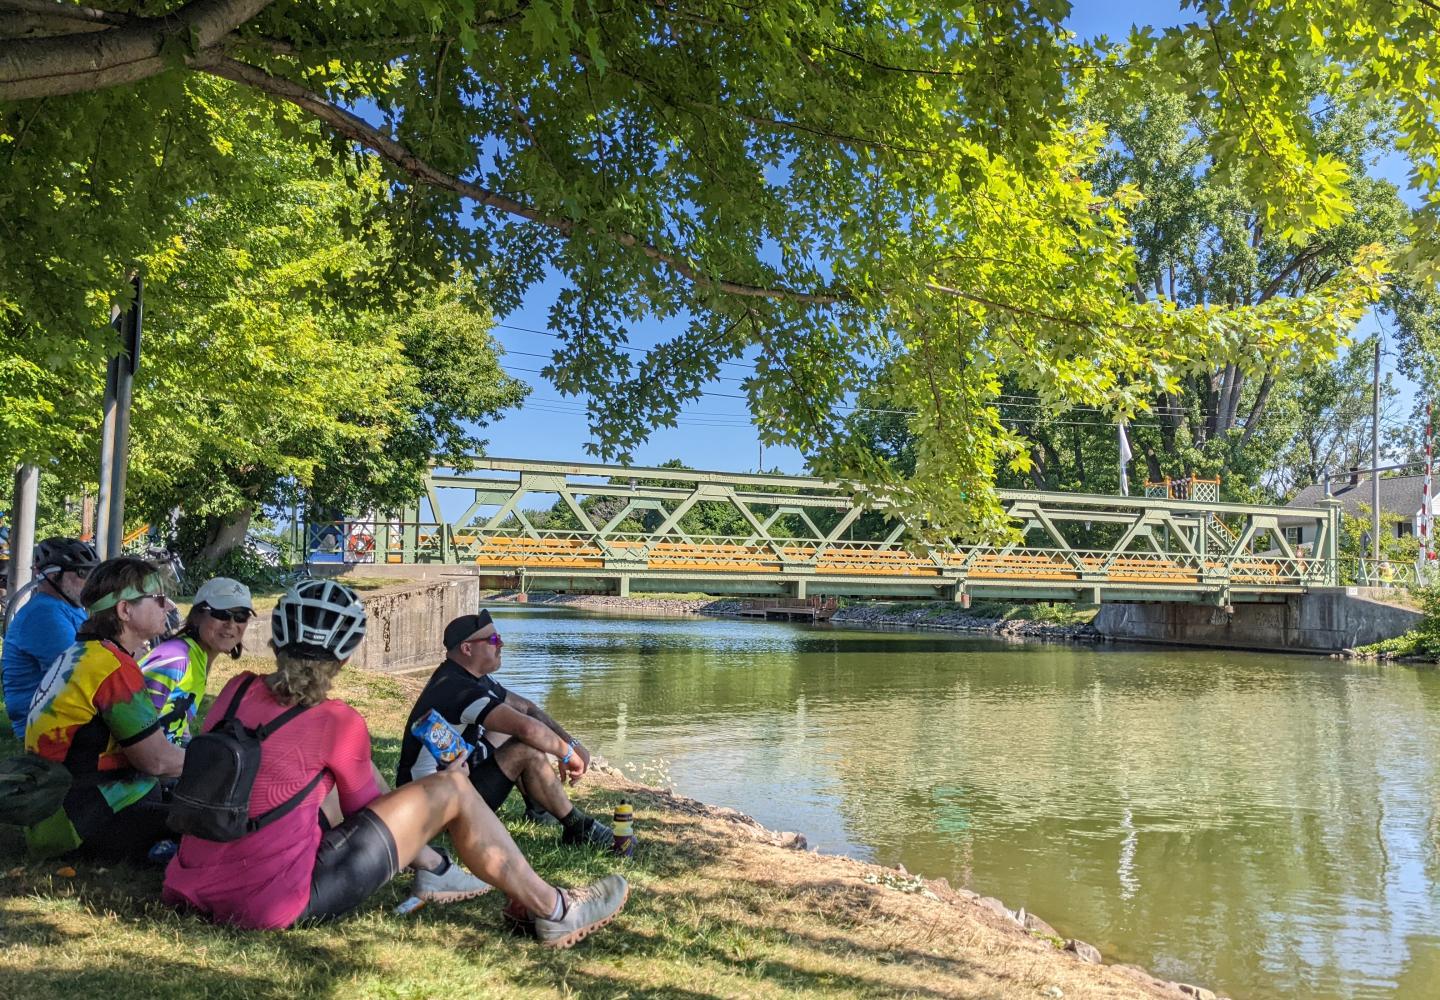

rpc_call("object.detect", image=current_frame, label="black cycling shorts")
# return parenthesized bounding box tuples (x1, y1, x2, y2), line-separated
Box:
(296, 807, 400, 924)
(468, 752, 516, 812)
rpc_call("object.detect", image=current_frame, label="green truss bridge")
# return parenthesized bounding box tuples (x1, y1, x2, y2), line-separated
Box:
(313, 457, 1343, 605)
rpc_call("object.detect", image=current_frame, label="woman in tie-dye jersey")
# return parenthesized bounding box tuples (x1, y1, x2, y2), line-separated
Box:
(24, 558, 186, 860)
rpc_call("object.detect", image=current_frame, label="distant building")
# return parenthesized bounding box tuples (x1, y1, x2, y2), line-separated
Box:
(1280, 472, 1428, 548)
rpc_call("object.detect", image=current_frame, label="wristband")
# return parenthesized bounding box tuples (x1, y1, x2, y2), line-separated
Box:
(559, 739, 577, 766)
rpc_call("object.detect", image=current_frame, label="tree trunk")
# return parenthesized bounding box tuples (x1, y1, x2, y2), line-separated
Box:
(1238, 370, 1277, 448)
(1028, 444, 1050, 491)
(198, 506, 253, 564)
(1140, 441, 1163, 484)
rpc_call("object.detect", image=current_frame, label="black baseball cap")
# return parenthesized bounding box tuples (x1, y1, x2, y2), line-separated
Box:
(443, 609, 494, 651)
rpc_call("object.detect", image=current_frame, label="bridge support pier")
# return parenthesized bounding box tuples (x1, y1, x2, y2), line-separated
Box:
(793, 579, 808, 599)
(616, 575, 630, 598)
(1094, 590, 1420, 652)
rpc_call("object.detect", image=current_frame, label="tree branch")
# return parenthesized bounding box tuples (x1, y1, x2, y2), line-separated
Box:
(0, 0, 127, 33)
(1238, 368, 1275, 447)
(1256, 243, 1327, 303)
(196, 54, 845, 306)
(924, 282, 1095, 330)
(0, 0, 273, 99)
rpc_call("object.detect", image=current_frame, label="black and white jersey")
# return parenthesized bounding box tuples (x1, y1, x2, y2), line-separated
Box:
(395, 659, 510, 785)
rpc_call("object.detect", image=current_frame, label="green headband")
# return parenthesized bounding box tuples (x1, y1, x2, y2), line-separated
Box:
(87, 574, 166, 614)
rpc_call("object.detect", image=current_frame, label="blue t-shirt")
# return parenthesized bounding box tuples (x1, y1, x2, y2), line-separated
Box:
(1, 589, 87, 737)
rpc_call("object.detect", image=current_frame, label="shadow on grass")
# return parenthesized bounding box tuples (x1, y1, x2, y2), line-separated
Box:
(4, 954, 300, 1000)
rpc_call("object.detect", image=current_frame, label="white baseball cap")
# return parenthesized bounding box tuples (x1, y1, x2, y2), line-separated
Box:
(192, 577, 254, 611)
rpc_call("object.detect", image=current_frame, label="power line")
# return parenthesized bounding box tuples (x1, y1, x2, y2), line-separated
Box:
(493, 322, 759, 372)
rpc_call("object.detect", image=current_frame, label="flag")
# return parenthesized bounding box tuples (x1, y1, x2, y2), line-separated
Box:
(1118, 421, 1133, 496)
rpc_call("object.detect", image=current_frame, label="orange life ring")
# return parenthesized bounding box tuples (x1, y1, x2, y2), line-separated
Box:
(347, 533, 375, 558)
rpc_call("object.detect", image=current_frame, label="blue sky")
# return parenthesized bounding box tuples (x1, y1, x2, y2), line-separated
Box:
(476, 2, 1421, 477)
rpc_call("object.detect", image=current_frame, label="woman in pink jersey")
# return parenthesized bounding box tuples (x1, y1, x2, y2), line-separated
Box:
(161, 579, 627, 947)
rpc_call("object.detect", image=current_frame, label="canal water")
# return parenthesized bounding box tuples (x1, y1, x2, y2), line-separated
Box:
(488, 605, 1440, 999)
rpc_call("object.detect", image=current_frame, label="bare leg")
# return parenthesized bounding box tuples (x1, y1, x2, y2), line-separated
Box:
(363, 762, 442, 871)
(495, 742, 574, 820)
(364, 769, 559, 916)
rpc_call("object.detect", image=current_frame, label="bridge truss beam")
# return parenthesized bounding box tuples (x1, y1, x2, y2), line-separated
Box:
(319, 457, 1341, 604)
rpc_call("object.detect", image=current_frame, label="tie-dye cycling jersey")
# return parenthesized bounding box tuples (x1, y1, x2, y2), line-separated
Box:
(24, 634, 161, 855)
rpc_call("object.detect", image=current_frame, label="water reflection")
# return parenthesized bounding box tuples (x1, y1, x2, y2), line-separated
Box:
(488, 606, 1440, 998)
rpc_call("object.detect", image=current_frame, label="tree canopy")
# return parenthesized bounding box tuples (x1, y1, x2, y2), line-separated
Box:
(3, 1, 1433, 540)
(2, 82, 525, 561)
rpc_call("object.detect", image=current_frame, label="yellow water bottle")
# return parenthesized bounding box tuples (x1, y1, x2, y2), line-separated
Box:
(611, 800, 636, 857)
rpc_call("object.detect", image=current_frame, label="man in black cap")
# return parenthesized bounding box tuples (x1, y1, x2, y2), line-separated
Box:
(395, 610, 612, 847)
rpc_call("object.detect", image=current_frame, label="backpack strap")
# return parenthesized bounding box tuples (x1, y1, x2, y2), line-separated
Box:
(243, 683, 322, 833)
(254, 698, 311, 740)
(221, 674, 308, 739)
(221, 674, 259, 723)
(246, 768, 327, 834)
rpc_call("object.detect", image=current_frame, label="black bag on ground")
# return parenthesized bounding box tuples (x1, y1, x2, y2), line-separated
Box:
(167, 674, 324, 841)
(0, 753, 72, 826)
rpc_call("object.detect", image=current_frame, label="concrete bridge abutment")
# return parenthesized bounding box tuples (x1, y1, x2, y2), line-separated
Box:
(1093, 588, 1422, 653)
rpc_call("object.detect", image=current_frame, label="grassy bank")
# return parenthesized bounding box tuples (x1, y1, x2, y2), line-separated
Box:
(3, 657, 1195, 999)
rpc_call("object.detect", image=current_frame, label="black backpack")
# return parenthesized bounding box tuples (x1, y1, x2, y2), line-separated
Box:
(167, 675, 324, 841)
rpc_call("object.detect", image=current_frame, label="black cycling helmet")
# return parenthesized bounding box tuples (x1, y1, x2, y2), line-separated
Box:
(33, 537, 99, 577)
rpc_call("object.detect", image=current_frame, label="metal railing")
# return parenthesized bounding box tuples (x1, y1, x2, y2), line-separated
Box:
(1341, 558, 1422, 589)
(1145, 476, 1222, 503)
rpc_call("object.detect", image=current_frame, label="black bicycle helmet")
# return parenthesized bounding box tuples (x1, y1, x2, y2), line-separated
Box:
(33, 537, 99, 577)
(271, 579, 367, 661)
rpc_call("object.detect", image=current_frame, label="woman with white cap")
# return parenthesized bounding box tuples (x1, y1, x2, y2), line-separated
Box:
(140, 577, 255, 745)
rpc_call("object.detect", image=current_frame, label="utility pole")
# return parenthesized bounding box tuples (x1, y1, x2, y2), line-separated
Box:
(96, 274, 143, 558)
(1372, 337, 1381, 569)
(95, 350, 118, 557)
(7, 465, 39, 612)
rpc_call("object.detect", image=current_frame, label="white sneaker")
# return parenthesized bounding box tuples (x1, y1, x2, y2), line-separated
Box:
(414, 857, 492, 904)
(534, 874, 629, 948)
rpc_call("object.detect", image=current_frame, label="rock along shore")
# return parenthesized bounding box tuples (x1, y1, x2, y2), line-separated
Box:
(486, 591, 1104, 643)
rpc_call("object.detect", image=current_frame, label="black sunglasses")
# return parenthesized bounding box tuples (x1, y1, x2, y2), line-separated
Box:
(204, 607, 254, 624)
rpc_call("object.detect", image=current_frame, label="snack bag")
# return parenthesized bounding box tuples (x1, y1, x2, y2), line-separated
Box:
(411, 708, 473, 768)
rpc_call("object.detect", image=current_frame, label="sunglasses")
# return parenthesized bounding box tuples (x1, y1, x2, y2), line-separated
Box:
(469, 633, 503, 648)
(129, 593, 170, 607)
(205, 607, 254, 624)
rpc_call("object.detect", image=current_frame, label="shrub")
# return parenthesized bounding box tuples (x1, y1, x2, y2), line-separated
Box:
(1414, 584, 1440, 657)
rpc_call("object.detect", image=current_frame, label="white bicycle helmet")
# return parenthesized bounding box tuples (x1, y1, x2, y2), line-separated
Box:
(271, 579, 367, 660)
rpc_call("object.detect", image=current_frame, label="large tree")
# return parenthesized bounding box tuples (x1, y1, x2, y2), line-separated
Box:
(3, 88, 526, 562)
(0, 2, 1404, 540)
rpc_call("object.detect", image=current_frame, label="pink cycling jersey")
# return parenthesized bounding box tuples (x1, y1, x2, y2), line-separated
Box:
(162, 671, 384, 929)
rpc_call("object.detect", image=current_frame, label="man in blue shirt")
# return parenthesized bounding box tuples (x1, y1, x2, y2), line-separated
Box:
(1, 538, 97, 737)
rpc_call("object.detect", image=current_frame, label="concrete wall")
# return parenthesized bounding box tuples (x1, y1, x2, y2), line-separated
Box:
(241, 575, 480, 673)
(1094, 588, 1422, 653)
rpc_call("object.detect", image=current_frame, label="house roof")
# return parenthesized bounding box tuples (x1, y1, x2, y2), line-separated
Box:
(1283, 473, 1427, 522)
